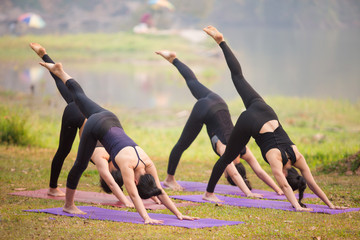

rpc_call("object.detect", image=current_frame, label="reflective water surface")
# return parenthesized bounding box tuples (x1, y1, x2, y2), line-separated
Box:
(1, 28, 359, 109)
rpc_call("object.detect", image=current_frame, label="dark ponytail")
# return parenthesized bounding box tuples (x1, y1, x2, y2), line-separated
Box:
(297, 175, 307, 207)
(286, 167, 307, 208)
(137, 174, 162, 199)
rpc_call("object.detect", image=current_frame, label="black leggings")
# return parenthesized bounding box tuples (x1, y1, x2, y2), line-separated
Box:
(206, 41, 277, 193)
(167, 59, 236, 175)
(167, 59, 212, 175)
(65, 79, 121, 189)
(49, 103, 84, 188)
(42, 55, 86, 188)
(173, 58, 212, 99)
(43, 55, 73, 104)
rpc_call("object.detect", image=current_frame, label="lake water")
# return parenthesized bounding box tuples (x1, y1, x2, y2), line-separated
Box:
(1, 28, 359, 109)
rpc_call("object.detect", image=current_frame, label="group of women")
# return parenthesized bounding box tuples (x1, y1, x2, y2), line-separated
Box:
(30, 25, 346, 224)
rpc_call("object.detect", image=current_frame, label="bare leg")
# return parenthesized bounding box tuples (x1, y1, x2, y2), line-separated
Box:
(163, 175, 184, 191)
(29, 43, 47, 58)
(203, 26, 224, 44)
(47, 187, 65, 197)
(39, 62, 72, 84)
(155, 50, 177, 63)
(63, 188, 86, 214)
(202, 192, 223, 203)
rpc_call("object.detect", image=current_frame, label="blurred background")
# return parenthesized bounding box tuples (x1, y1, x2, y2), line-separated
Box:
(0, 0, 359, 109)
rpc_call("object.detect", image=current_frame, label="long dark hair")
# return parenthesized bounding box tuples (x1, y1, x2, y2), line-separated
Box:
(100, 170, 124, 193)
(226, 162, 252, 190)
(136, 174, 162, 199)
(286, 167, 307, 207)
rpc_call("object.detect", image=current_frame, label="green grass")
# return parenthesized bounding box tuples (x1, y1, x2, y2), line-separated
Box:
(0, 32, 212, 64)
(0, 90, 359, 239)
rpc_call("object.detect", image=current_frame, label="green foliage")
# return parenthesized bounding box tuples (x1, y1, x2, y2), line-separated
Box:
(319, 151, 360, 175)
(0, 32, 209, 63)
(0, 105, 33, 146)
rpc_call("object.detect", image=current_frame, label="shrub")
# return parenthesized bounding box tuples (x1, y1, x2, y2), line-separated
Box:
(318, 151, 360, 175)
(0, 106, 32, 146)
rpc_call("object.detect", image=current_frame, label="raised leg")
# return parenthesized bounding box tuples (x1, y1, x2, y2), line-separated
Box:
(172, 58, 212, 100)
(156, 51, 212, 100)
(203, 26, 263, 109)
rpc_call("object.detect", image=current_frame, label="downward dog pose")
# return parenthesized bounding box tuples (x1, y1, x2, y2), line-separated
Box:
(156, 51, 283, 198)
(35, 52, 198, 224)
(202, 26, 347, 211)
(30, 44, 140, 207)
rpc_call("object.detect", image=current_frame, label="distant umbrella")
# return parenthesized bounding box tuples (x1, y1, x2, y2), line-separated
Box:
(18, 13, 46, 29)
(148, 0, 175, 11)
(20, 66, 45, 84)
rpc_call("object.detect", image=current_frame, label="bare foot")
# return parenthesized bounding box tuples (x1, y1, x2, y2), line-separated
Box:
(39, 62, 71, 82)
(203, 26, 224, 44)
(29, 43, 47, 58)
(47, 187, 65, 197)
(39, 62, 60, 74)
(202, 192, 224, 203)
(163, 176, 184, 191)
(63, 204, 86, 214)
(39, 62, 67, 78)
(155, 50, 177, 63)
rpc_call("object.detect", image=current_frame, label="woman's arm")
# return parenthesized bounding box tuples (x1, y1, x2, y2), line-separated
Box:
(217, 141, 266, 197)
(267, 152, 313, 212)
(225, 162, 263, 198)
(146, 161, 199, 221)
(146, 161, 182, 217)
(120, 163, 163, 224)
(294, 154, 346, 209)
(92, 149, 134, 208)
(241, 147, 283, 195)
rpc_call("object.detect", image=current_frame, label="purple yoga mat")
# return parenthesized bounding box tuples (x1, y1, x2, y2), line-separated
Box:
(9, 188, 198, 210)
(170, 195, 360, 214)
(24, 206, 244, 228)
(161, 181, 318, 200)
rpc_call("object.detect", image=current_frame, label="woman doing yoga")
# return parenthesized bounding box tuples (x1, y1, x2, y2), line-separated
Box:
(202, 26, 347, 211)
(34, 47, 198, 224)
(30, 43, 135, 207)
(155, 50, 283, 198)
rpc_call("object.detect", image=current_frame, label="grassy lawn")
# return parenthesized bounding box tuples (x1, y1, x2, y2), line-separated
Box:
(0, 31, 212, 64)
(1, 91, 359, 239)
